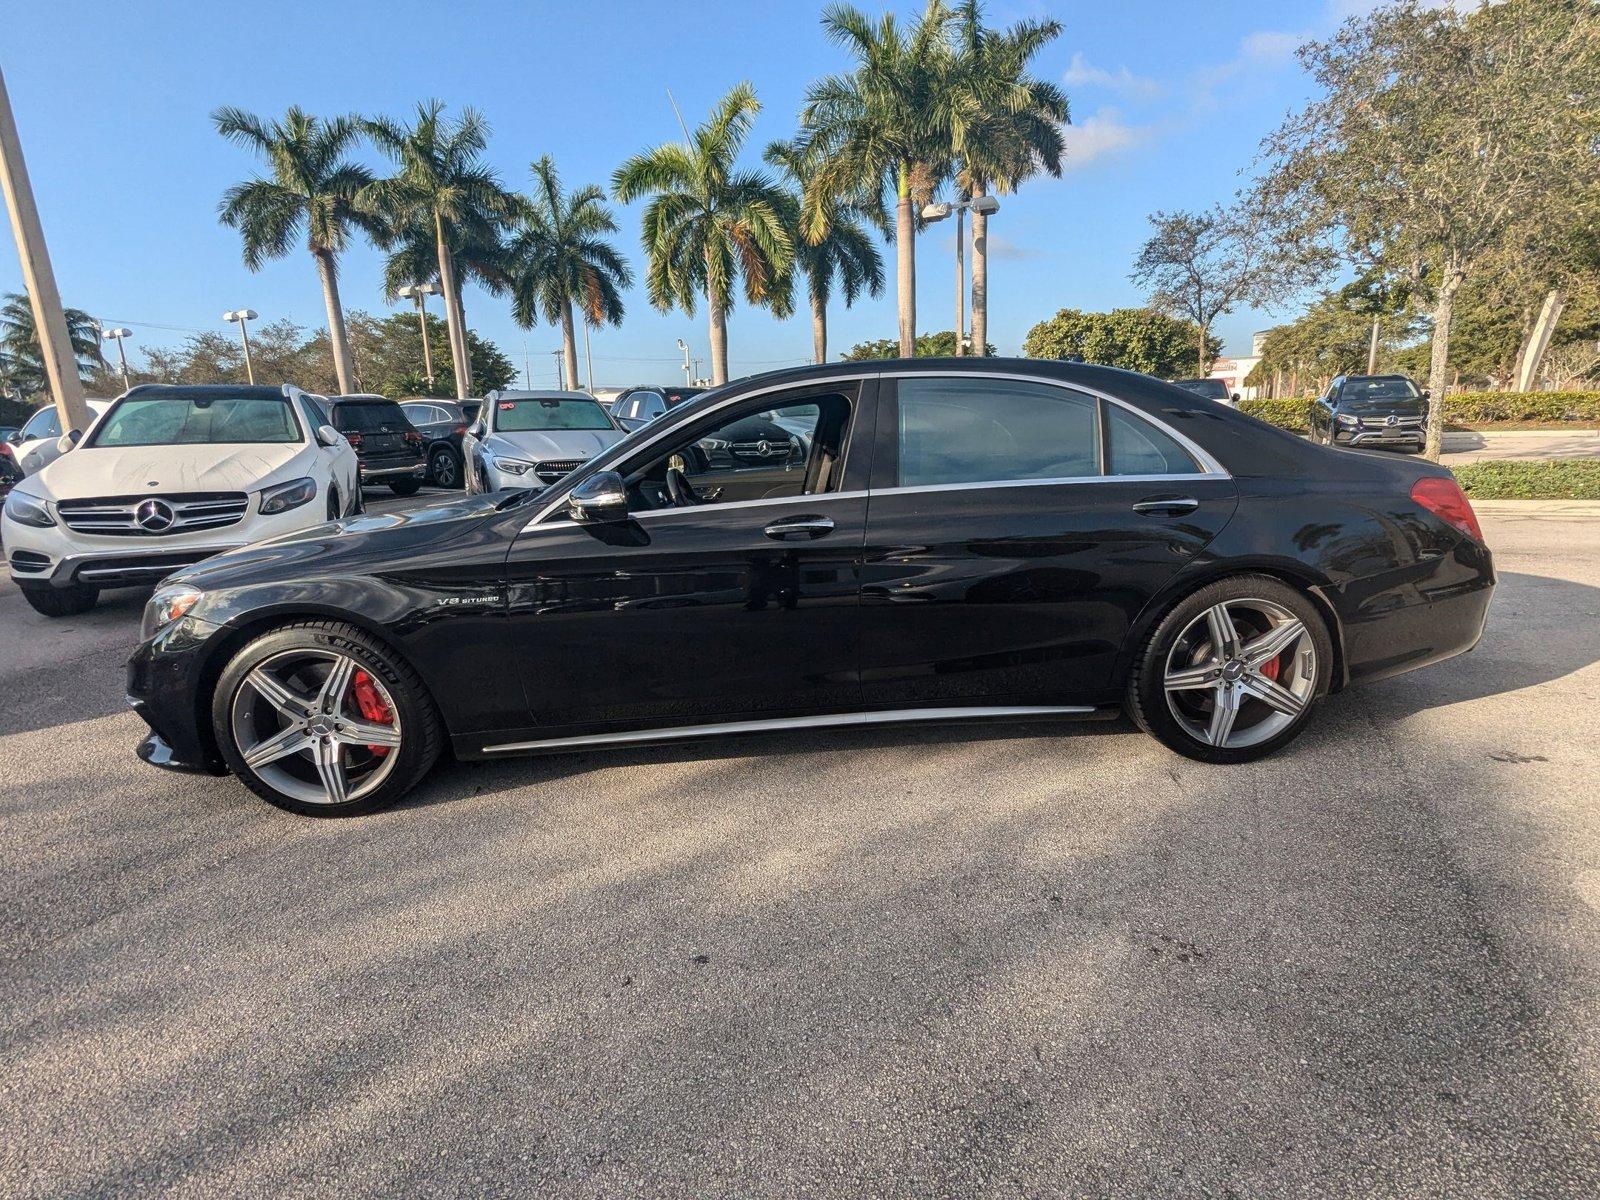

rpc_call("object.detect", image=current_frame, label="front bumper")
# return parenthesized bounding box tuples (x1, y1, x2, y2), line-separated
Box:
(126, 616, 229, 775)
(1333, 426, 1425, 449)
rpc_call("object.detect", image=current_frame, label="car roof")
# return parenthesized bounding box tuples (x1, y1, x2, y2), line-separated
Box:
(120, 383, 290, 402)
(329, 393, 396, 404)
(487, 389, 597, 401)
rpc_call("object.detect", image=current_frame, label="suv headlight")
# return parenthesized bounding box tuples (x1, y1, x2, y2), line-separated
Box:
(258, 476, 318, 515)
(3, 490, 54, 527)
(489, 455, 536, 476)
(1335, 413, 1359, 427)
(141, 585, 204, 640)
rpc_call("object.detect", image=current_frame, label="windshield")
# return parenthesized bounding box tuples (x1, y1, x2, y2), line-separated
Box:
(494, 397, 613, 432)
(1339, 378, 1419, 404)
(335, 401, 410, 432)
(1172, 379, 1228, 399)
(89, 395, 300, 447)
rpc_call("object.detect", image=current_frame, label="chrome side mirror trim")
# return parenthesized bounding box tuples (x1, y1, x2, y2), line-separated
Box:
(567, 470, 629, 523)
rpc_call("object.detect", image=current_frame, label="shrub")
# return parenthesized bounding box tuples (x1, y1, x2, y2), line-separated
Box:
(1238, 398, 1314, 432)
(1454, 458, 1600, 500)
(1442, 391, 1600, 425)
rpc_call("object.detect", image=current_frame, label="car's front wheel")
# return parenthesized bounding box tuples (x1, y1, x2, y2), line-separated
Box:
(212, 620, 444, 816)
(18, 580, 98, 617)
(1126, 575, 1333, 763)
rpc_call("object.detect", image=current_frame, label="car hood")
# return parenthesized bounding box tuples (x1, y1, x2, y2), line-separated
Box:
(486, 428, 623, 460)
(1339, 396, 1427, 417)
(35, 441, 314, 499)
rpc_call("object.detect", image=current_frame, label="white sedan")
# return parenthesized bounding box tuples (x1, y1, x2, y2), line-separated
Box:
(2, 383, 358, 617)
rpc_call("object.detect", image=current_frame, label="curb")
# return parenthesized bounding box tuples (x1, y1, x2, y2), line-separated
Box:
(1472, 500, 1600, 517)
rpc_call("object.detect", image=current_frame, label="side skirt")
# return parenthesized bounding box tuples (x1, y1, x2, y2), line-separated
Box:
(475, 705, 1116, 757)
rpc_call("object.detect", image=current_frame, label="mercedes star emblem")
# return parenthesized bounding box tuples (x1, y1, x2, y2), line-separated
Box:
(135, 498, 176, 532)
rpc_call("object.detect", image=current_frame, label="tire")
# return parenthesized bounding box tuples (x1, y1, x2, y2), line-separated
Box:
(429, 447, 462, 489)
(388, 477, 422, 496)
(350, 484, 366, 515)
(326, 487, 341, 521)
(18, 580, 98, 617)
(1125, 574, 1333, 764)
(211, 619, 445, 817)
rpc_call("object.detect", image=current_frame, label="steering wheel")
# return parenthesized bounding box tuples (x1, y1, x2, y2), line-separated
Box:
(665, 464, 703, 507)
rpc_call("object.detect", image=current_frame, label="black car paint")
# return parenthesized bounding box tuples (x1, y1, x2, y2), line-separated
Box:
(327, 396, 426, 478)
(127, 359, 1494, 776)
(400, 400, 469, 486)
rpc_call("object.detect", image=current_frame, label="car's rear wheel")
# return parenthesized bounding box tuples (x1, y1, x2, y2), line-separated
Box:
(212, 620, 444, 816)
(1126, 575, 1332, 763)
(429, 447, 461, 488)
(389, 477, 422, 496)
(18, 580, 98, 617)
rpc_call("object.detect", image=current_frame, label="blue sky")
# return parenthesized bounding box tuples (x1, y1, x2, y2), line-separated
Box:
(0, 0, 1377, 387)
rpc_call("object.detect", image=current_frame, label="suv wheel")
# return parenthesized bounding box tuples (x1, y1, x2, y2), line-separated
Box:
(18, 581, 98, 617)
(389, 477, 422, 496)
(1126, 575, 1332, 763)
(212, 620, 444, 816)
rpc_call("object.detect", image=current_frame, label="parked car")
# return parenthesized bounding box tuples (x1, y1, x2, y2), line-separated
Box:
(4, 383, 358, 617)
(399, 399, 471, 489)
(0, 425, 18, 442)
(7, 399, 111, 475)
(462, 389, 625, 493)
(1168, 378, 1239, 405)
(125, 359, 1493, 816)
(1309, 375, 1429, 453)
(320, 394, 427, 494)
(610, 384, 705, 431)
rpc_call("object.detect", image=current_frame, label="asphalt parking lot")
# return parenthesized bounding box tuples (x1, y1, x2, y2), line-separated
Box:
(2, 497, 1598, 1197)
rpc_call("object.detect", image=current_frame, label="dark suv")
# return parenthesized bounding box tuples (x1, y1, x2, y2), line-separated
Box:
(1309, 375, 1429, 453)
(322, 395, 427, 494)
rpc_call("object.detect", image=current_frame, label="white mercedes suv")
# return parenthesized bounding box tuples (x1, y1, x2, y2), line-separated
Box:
(2, 383, 358, 617)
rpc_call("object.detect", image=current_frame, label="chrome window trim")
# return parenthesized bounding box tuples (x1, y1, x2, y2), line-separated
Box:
(870, 473, 1223, 499)
(628, 489, 871, 521)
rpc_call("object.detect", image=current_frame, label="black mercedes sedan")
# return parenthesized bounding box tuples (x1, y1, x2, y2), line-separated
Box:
(127, 359, 1494, 816)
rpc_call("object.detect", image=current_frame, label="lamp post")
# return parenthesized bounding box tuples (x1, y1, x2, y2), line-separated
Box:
(921, 195, 1000, 356)
(222, 309, 258, 384)
(101, 326, 132, 390)
(397, 282, 440, 389)
(676, 338, 693, 387)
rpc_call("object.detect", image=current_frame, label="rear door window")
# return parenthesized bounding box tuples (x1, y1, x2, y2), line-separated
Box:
(895, 377, 1098, 487)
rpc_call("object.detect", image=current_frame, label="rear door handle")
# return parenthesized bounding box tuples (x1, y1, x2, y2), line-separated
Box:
(1132, 496, 1199, 516)
(764, 515, 834, 540)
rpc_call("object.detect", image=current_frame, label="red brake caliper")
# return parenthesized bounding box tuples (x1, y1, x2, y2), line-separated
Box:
(350, 669, 394, 756)
(1260, 654, 1283, 681)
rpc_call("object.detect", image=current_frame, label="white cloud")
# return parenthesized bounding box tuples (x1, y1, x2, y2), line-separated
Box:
(1060, 107, 1152, 168)
(1062, 53, 1164, 100)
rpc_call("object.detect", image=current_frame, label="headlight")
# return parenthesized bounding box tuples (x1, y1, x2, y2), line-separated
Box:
(258, 476, 318, 515)
(3, 490, 54, 527)
(1335, 413, 1359, 427)
(699, 437, 731, 452)
(489, 455, 536, 476)
(141, 585, 204, 640)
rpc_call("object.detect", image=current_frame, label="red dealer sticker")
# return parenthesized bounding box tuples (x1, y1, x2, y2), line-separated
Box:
(499, 401, 517, 410)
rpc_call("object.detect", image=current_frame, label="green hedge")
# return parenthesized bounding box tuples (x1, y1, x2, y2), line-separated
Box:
(1238, 398, 1313, 432)
(1454, 458, 1600, 500)
(1237, 391, 1600, 434)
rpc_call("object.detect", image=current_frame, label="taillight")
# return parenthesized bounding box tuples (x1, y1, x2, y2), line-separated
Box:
(1411, 475, 1483, 542)
(345, 430, 363, 447)
(404, 430, 424, 446)
(452, 424, 468, 435)
(0, 442, 11, 459)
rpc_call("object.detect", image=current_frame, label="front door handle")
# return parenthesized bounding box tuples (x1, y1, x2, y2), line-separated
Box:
(1132, 496, 1199, 516)
(764, 515, 834, 540)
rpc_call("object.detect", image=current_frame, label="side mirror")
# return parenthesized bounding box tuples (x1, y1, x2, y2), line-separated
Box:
(1421, 389, 1431, 400)
(468, 421, 485, 439)
(567, 471, 628, 523)
(1231, 392, 1241, 403)
(315, 424, 342, 448)
(56, 430, 81, 453)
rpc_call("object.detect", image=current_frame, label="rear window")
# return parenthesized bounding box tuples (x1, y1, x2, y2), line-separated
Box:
(334, 401, 410, 432)
(90, 395, 300, 447)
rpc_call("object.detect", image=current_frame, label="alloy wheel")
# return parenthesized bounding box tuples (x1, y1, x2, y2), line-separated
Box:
(229, 649, 403, 805)
(433, 450, 458, 487)
(1162, 598, 1317, 750)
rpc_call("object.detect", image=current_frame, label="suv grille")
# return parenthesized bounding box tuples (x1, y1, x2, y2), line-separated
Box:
(56, 492, 250, 537)
(534, 459, 585, 484)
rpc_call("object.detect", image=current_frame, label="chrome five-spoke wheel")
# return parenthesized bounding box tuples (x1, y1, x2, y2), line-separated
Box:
(229, 649, 403, 806)
(1162, 598, 1317, 750)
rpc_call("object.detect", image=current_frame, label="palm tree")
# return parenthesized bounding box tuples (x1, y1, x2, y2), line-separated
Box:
(800, 1, 959, 357)
(0, 293, 102, 396)
(765, 140, 886, 364)
(612, 83, 794, 385)
(363, 101, 514, 399)
(950, 1, 1068, 358)
(508, 156, 632, 390)
(213, 106, 377, 395)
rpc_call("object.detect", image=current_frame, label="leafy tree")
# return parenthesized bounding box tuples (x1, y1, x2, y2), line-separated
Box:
(508, 156, 631, 390)
(801, 1, 959, 357)
(0, 293, 103, 399)
(363, 101, 516, 399)
(1255, 0, 1600, 457)
(1022, 308, 1216, 377)
(950, 1, 1068, 357)
(213, 106, 379, 395)
(765, 139, 885, 364)
(840, 329, 993, 359)
(612, 83, 794, 385)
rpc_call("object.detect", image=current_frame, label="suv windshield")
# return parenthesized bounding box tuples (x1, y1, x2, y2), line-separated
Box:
(334, 401, 409, 432)
(89, 395, 300, 447)
(495, 397, 613, 432)
(1338, 378, 1419, 404)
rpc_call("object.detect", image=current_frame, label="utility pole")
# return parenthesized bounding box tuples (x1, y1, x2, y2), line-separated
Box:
(550, 349, 564, 388)
(223, 310, 257, 384)
(0, 67, 89, 431)
(101, 325, 132, 390)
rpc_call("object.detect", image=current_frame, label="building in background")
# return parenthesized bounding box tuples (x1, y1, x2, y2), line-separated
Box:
(1207, 330, 1269, 401)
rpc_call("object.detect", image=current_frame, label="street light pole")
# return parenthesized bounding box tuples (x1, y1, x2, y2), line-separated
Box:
(398, 282, 440, 389)
(954, 205, 965, 355)
(676, 338, 692, 387)
(101, 326, 132, 390)
(222, 309, 258, 384)
(922, 195, 999, 358)
(0, 66, 89, 432)
(582, 319, 594, 393)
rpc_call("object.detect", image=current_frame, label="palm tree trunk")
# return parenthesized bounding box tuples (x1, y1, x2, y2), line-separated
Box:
(433, 210, 471, 400)
(970, 181, 988, 358)
(811, 288, 827, 364)
(708, 296, 729, 386)
(453, 268, 474, 396)
(313, 248, 355, 395)
(896, 163, 916, 358)
(559, 300, 581, 391)
(1424, 267, 1464, 463)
